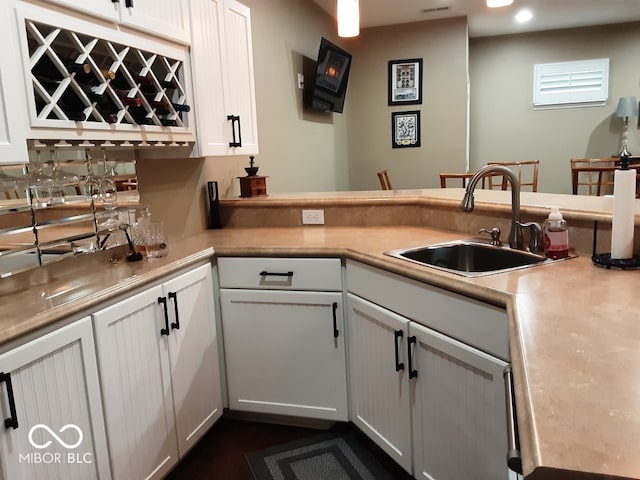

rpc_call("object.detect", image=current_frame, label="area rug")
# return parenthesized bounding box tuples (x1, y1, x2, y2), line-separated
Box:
(246, 432, 395, 480)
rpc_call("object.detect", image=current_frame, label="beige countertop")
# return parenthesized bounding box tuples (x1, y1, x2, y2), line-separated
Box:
(1, 188, 639, 480)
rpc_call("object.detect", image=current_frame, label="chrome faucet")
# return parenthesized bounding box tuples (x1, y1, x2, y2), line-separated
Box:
(461, 165, 543, 252)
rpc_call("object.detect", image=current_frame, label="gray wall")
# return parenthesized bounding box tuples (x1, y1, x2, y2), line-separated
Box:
(469, 22, 640, 194)
(347, 17, 469, 190)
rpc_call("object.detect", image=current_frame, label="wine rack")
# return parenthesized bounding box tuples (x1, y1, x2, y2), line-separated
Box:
(18, 7, 194, 142)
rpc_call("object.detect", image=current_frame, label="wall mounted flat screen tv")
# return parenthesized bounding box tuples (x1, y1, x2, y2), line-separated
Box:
(304, 38, 352, 113)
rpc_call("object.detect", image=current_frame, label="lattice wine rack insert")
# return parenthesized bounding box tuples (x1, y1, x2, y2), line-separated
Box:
(25, 19, 190, 129)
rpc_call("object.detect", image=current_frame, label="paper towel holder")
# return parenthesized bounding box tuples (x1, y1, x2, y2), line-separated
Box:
(591, 220, 640, 269)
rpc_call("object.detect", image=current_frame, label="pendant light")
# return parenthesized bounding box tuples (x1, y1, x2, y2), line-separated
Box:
(486, 0, 513, 7)
(338, 0, 359, 37)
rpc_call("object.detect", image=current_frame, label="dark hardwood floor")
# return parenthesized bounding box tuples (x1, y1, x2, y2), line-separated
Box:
(165, 414, 413, 479)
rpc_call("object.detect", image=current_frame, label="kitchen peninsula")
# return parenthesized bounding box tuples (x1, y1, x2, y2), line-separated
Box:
(1, 189, 639, 480)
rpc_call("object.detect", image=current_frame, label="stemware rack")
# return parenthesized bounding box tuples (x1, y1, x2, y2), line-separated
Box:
(0, 141, 142, 278)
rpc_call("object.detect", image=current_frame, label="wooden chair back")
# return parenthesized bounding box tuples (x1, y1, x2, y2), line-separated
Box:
(377, 170, 392, 190)
(570, 158, 617, 196)
(439, 172, 475, 188)
(486, 160, 539, 192)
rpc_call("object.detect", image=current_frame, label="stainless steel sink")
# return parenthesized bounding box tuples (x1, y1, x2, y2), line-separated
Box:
(385, 240, 549, 277)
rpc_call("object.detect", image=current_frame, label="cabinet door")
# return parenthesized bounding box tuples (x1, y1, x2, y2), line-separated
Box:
(220, 289, 348, 421)
(223, 0, 258, 154)
(0, 2, 29, 164)
(163, 264, 223, 457)
(190, 0, 258, 156)
(38, 0, 120, 22)
(119, 0, 191, 45)
(93, 286, 178, 480)
(0, 317, 111, 480)
(346, 294, 413, 474)
(410, 321, 510, 480)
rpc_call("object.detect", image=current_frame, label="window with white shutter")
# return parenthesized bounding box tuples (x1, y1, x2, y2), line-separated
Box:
(533, 58, 609, 109)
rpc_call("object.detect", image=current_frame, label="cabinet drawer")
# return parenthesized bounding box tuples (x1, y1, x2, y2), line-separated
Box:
(217, 257, 342, 291)
(346, 260, 509, 360)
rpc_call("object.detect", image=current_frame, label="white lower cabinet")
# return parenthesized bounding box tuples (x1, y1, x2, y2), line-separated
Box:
(346, 260, 511, 479)
(218, 257, 348, 421)
(93, 264, 223, 480)
(0, 317, 111, 480)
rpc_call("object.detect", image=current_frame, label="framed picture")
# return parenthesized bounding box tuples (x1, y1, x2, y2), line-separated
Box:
(388, 58, 423, 105)
(391, 110, 421, 148)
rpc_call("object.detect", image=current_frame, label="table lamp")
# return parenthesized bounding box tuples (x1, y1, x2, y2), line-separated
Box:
(615, 96, 638, 156)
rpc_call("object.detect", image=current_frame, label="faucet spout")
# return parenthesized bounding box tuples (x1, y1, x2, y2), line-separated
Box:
(459, 165, 525, 250)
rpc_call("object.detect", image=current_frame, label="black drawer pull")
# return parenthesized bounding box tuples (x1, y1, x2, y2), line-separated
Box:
(259, 271, 294, 277)
(332, 302, 339, 338)
(168, 291, 180, 330)
(0, 372, 18, 429)
(407, 335, 418, 379)
(158, 297, 170, 336)
(503, 365, 522, 474)
(394, 330, 405, 372)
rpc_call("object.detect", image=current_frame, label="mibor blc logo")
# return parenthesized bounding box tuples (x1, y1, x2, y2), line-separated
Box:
(19, 424, 93, 465)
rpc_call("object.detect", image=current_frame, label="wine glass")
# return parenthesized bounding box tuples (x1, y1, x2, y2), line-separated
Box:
(48, 148, 80, 205)
(24, 150, 54, 208)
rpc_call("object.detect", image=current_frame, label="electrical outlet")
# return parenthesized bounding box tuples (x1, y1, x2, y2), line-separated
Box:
(302, 209, 324, 225)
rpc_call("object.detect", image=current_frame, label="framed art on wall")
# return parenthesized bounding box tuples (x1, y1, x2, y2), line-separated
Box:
(391, 110, 421, 148)
(388, 58, 423, 105)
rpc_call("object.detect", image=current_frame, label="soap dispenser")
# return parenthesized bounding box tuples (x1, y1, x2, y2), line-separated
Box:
(543, 206, 569, 259)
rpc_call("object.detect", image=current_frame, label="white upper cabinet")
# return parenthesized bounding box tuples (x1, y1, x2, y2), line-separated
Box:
(190, 0, 259, 156)
(38, 0, 191, 45)
(0, 2, 29, 164)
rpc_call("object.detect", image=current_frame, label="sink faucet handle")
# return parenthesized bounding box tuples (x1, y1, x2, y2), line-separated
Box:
(516, 221, 544, 254)
(479, 227, 503, 246)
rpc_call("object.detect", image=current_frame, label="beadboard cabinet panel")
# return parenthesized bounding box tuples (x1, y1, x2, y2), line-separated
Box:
(0, 317, 111, 480)
(347, 293, 413, 473)
(190, 0, 258, 156)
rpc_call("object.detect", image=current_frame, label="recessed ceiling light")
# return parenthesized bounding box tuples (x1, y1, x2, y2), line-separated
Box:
(515, 9, 533, 23)
(487, 0, 513, 7)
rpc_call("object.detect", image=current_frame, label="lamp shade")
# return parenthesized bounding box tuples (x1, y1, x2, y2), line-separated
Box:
(615, 96, 639, 118)
(338, 0, 359, 37)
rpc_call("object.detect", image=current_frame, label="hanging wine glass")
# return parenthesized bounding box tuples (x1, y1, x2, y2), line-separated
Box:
(100, 148, 118, 212)
(24, 149, 54, 208)
(48, 148, 80, 205)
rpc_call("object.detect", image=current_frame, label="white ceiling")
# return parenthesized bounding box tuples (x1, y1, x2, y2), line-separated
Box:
(312, 0, 640, 37)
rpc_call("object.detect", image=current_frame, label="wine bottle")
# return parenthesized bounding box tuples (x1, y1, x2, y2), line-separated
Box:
(148, 99, 191, 114)
(113, 89, 143, 108)
(160, 118, 178, 127)
(134, 74, 175, 90)
(67, 62, 100, 85)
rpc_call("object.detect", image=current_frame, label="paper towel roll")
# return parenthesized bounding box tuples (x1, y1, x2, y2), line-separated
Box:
(610, 168, 636, 259)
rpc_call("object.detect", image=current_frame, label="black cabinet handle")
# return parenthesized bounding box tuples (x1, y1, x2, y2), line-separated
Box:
(227, 115, 242, 147)
(158, 297, 170, 336)
(332, 302, 339, 338)
(0, 372, 18, 429)
(168, 292, 180, 330)
(125, 0, 133, 7)
(111, 0, 119, 3)
(407, 335, 418, 379)
(394, 330, 405, 371)
(259, 271, 294, 277)
(503, 365, 522, 474)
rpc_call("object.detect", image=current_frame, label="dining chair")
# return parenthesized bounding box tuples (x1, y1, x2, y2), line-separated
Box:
(570, 158, 617, 196)
(486, 160, 539, 192)
(377, 170, 392, 190)
(439, 172, 475, 188)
